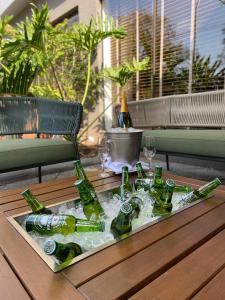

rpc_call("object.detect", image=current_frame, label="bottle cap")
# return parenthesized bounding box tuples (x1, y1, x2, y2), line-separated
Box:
(155, 164, 162, 170)
(73, 160, 81, 166)
(121, 202, 132, 214)
(122, 166, 129, 172)
(215, 178, 221, 185)
(166, 179, 175, 188)
(155, 164, 162, 174)
(21, 188, 31, 196)
(74, 179, 85, 187)
(43, 240, 57, 255)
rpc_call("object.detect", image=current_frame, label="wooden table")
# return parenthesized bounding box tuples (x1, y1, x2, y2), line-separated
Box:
(1, 170, 225, 300)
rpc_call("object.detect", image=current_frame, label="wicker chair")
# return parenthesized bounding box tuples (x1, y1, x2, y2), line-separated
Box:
(0, 96, 83, 183)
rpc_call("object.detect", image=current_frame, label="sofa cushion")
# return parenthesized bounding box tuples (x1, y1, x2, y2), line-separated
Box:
(0, 139, 77, 171)
(143, 129, 225, 158)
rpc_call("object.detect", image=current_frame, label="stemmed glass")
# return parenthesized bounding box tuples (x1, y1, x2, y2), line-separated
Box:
(98, 135, 111, 178)
(143, 136, 156, 182)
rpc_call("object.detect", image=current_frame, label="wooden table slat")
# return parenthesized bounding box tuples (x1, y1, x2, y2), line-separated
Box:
(62, 190, 225, 287)
(192, 265, 225, 300)
(0, 253, 31, 300)
(0, 173, 118, 205)
(1, 176, 122, 213)
(0, 168, 114, 198)
(78, 201, 225, 300)
(0, 215, 84, 300)
(1, 172, 225, 300)
(130, 229, 225, 300)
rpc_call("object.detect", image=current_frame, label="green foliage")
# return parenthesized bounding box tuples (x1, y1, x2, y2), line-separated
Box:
(176, 55, 225, 93)
(31, 15, 125, 111)
(103, 57, 150, 88)
(0, 4, 49, 95)
(67, 16, 126, 53)
(30, 83, 61, 99)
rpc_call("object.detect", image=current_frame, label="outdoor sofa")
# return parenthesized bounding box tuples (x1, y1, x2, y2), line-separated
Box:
(121, 89, 225, 170)
(0, 96, 83, 182)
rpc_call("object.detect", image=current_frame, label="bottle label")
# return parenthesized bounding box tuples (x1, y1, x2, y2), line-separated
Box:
(32, 215, 65, 231)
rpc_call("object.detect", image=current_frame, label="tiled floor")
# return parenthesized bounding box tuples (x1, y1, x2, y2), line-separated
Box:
(1, 153, 225, 191)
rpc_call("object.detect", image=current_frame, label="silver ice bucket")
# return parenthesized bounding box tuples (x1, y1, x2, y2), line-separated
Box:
(106, 130, 143, 166)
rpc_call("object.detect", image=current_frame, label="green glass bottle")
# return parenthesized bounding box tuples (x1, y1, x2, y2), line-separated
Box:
(128, 196, 141, 218)
(111, 203, 133, 238)
(120, 166, 132, 201)
(174, 185, 192, 193)
(25, 214, 105, 235)
(74, 179, 104, 220)
(136, 162, 147, 179)
(152, 179, 175, 217)
(22, 188, 52, 214)
(43, 239, 82, 264)
(117, 90, 133, 128)
(135, 162, 149, 191)
(74, 160, 97, 199)
(135, 178, 151, 191)
(180, 178, 221, 205)
(149, 165, 165, 200)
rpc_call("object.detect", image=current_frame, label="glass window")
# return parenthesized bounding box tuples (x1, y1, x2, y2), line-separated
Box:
(104, 0, 225, 100)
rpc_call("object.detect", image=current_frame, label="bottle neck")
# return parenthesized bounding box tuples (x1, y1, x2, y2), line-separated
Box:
(197, 178, 221, 195)
(117, 211, 132, 225)
(122, 170, 130, 186)
(74, 162, 87, 180)
(23, 191, 44, 212)
(160, 188, 173, 204)
(174, 185, 192, 193)
(76, 183, 95, 205)
(137, 165, 147, 179)
(75, 220, 104, 232)
(53, 242, 70, 262)
(154, 174, 163, 188)
(120, 90, 128, 113)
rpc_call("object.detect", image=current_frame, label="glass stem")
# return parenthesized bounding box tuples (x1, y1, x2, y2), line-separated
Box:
(102, 161, 105, 173)
(148, 159, 151, 171)
(148, 158, 153, 177)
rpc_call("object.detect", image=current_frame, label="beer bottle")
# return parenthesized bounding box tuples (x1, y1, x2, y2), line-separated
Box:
(152, 179, 175, 217)
(135, 162, 149, 191)
(74, 160, 97, 199)
(117, 90, 133, 128)
(150, 165, 165, 199)
(43, 239, 82, 264)
(180, 178, 221, 205)
(22, 188, 52, 214)
(111, 203, 133, 238)
(174, 185, 192, 193)
(136, 162, 147, 179)
(74, 179, 104, 220)
(128, 196, 141, 218)
(120, 166, 132, 201)
(25, 214, 105, 235)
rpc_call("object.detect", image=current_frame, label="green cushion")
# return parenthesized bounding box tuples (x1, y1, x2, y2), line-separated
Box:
(0, 139, 77, 171)
(143, 130, 225, 158)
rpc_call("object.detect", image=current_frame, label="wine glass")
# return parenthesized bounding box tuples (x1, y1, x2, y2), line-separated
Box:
(143, 136, 156, 183)
(98, 135, 111, 178)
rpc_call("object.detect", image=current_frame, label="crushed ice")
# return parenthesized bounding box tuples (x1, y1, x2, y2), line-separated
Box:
(18, 188, 187, 265)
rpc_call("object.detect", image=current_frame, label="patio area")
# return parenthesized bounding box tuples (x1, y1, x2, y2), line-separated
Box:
(1, 1, 225, 299)
(1, 153, 225, 190)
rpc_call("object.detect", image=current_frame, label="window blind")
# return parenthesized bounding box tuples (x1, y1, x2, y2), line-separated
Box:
(104, 0, 225, 100)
